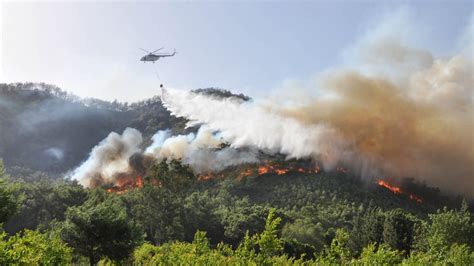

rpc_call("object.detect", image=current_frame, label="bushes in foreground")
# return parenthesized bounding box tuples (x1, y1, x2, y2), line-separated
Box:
(0, 207, 472, 265)
(0, 230, 72, 264)
(131, 208, 474, 265)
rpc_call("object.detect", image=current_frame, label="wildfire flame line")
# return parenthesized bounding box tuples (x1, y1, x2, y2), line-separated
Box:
(377, 179, 422, 203)
(246, 162, 320, 178)
(104, 162, 421, 205)
(106, 161, 326, 194)
(107, 175, 143, 195)
(198, 162, 321, 181)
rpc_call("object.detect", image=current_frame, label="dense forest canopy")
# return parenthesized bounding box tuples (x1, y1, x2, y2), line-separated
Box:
(0, 83, 472, 265)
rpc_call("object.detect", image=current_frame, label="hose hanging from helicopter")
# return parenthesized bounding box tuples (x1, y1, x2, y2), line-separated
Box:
(139, 47, 177, 87)
(153, 63, 160, 80)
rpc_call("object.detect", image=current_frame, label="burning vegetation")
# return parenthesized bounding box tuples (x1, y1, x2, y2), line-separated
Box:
(105, 160, 323, 194)
(223, 161, 321, 180)
(244, 161, 320, 177)
(106, 175, 143, 195)
(377, 179, 423, 203)
(103, 158, 420, 206)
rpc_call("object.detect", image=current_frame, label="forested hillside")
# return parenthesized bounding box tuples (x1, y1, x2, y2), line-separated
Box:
(0, 159, 472, 264)
(0, 83, 472, 265)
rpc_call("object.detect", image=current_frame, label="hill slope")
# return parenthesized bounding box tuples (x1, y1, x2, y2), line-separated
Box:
(0, 83, 186, 175)
(0, 83, 471, 264)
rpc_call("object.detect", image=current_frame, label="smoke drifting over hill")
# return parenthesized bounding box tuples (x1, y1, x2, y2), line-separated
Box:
(162, 52, 472, 196)
(161, 22, 473, 196)
(71, 13, 472, 196)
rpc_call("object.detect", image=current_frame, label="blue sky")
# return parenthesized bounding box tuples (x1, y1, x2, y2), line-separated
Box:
(1, 1, 472, 102)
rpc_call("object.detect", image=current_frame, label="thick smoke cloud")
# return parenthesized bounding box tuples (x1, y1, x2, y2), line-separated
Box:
(279, 56, 473, 196)
(145, 127, 259, 173)
(162, 90, 346, 167)
(72, 126, 259, 187)
(71, 128, 143, 187)
(161, 17, 473, 196)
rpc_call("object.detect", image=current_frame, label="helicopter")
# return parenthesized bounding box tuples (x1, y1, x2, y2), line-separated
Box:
(140, 47, 176, 63)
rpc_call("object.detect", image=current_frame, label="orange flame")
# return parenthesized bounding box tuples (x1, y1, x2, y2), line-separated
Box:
(258, 166, 270, 175)
(198, 173, 224, 181)
(275, 168, 289, 175)
(243, 162, 320, 178)
(257, 164, 298, 176)
(409, 194, 423, 203)
(238, 169, 253, 180)
(197, 161, 321, 181)
(106, 161, 322, 193)
(377, 179, 423, 203)
(377, 180, 402, 194)
(136, 175, 143, 188)
(106, 175, 144, 194)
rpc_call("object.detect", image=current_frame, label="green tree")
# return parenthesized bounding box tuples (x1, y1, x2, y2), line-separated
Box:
(133, 242, 161, 265)
(406, 201, 474, 264)
(403, 244, 474, 265)
(183, 191, 225, 244)
(444, 244, 474, 265)
(125, 185, 185, 245)
(349, 204, 384, 254)
(283, 238, 318, 260)
(235, 231, 257, 260)
(218, 197, 268, 244)
(320, 228, 353, 264)
(257, 208, 283, 258)
(0, 160, 19, 225)
(60, 190, 143, 265)
(383, 208, 417, 254)
(356, 243, 403, 265)
(282, 218, 325, 251)
(5, 179, 87, 233)
(426, 201, 473, 258)
(146, 160, 194, 193)
(0, 229, 72, 264)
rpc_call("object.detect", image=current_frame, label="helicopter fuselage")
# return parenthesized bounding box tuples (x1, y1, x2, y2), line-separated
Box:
(140, 50, 175, 63)
(140, 54, 161, 62)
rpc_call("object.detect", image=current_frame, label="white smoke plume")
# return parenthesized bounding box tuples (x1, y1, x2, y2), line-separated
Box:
(145, 126, 259, 173)
(72, 126, 259, 187)
(71, 128, 143, 187)
(162, 90, 350, 168)
(45, 147, 64, 160)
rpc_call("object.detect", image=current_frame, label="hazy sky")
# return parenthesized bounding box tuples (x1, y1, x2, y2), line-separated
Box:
(1, 1, 472, 102)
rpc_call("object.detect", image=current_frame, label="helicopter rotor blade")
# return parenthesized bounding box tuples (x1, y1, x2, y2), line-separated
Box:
(139, 48, 151, 53)
(154, 49, 177, 56)
(151, 47, 164, 53)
